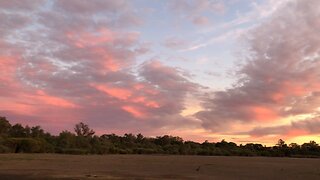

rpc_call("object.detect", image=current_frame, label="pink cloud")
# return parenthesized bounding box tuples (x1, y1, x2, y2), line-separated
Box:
(169, 0, 225, 26)
(54, 0, 129, 14)
(122, 105, 146, 119)
(0, 0, 199, 136)
(0, 0, 44, 10)
(92, 84, 132, 100)
(196, 0, 320, 135)
(33, 90, 77, 108)
(247, 116, 320, 138)
(131, 97, 160, 108)
(250, 106, 279, 122)
(192, 16, 210, 26)
(66, 28, 114, 48)
(0, 56, 19, 83)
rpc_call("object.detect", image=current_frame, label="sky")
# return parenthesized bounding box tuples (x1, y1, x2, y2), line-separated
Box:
(1, 0, 320, 146)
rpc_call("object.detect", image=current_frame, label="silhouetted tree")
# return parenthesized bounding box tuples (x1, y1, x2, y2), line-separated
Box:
(30, 126, 45, 138)
(57, 130, 76, 148)
(0, 117, 11, 136)
(244, 143, 264, 151)
(276, 139, 287, 148)
(74, 122, 95, 137)
(302, 141, 319, 152)
(9, 124, 28, 137)
(289, 143, 300, 148)
(136, 133, 144, 143)
(0, 117, 320, 157)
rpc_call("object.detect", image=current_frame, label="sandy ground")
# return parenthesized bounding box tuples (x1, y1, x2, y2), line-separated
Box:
(0, 154, 319, 179)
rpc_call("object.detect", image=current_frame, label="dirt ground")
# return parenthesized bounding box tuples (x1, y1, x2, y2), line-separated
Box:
(0, 154, 319, 179)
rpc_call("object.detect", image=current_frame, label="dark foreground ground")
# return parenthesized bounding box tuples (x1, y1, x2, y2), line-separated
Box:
(0, 154, 320, 180)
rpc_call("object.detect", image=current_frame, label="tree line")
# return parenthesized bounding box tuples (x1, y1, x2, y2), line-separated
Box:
(0, 116, 320, 157)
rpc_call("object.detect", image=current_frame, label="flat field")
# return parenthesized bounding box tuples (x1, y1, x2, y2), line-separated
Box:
(0, 154, 319, 179)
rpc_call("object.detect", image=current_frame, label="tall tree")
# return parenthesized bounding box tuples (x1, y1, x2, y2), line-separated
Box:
(276, 139, 287, 148)
(74, 122, 95, 137)
(31, 126, 45, 138)
(0, 116, 11, 136)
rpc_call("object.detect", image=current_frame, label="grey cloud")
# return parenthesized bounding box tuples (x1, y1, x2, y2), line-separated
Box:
(0, 0, 199, 135)
(196, 0, 320, 132)
(169, 0, 225, 26)
(248, 116, 320, 137)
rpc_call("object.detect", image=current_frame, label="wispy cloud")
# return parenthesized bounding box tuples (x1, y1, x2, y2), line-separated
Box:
(0, 0, 199, 135)
(196, 0, 320, 137)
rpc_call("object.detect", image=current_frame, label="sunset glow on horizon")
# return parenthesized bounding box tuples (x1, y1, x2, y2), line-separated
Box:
(1, 0, 320, 146)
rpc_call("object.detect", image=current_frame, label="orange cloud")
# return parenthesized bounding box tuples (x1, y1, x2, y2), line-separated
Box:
(285, 129, 309, 138)
(0, 99, 35, 115)
(66, 28, 114, 48)
(133, 83, 145, 90)
(92, 84, 132, 100)
(35, 90, 77, 108)
(0, 56, 18, 81)
(271, 93, 285, 103)
(0, 56, 17, 68)
(251, 106, 278, 121)
(282, 81, 308, 96)
(131, 96, 160, 108)
(144, 101, 160, 108)
(122, 105, 146, 118)
(103, 59, 120, 72)
(92, 83, 160, 108)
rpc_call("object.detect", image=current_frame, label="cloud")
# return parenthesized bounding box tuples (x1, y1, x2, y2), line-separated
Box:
(196, 0, 320, 133)
(192, 16, 210, 26)
(53, 0, 128, 14)
(0, 0, 199, 135)
(169, 0, 224, 26)
(181, 28, 247, 52)
(53, 0, 142, 27)
(140, 61, 197, 92)
(248, 116, 320, 137)
(0, 0, 44, 10)
(170, 0, 225, 14)
(3, 0, 318, 143)
(164, 37, 189, 49)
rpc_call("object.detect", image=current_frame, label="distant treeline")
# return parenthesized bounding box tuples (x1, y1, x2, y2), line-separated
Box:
(0, 116, 320, 157)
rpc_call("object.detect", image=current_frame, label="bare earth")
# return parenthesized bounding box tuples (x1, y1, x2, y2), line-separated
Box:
(0, 154, 319, 180)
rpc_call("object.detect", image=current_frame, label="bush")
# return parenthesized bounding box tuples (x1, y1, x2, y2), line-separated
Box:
(3, 138, 52, 153)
